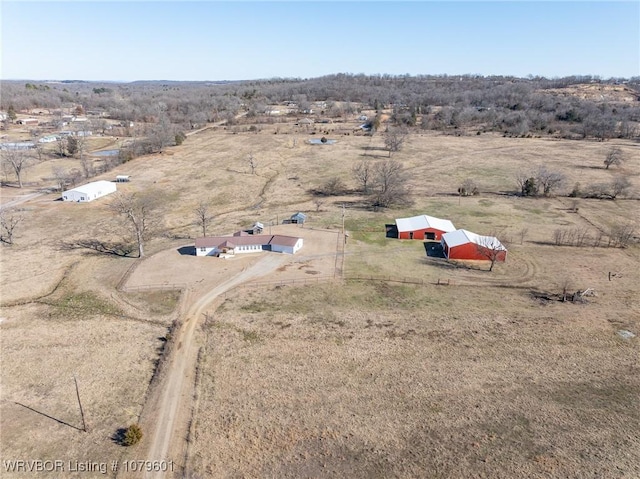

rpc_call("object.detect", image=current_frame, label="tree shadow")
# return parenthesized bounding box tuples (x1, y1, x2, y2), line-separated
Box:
(177, 246, 196, 256)
(58, 239, 134, 257)
(111, 427, 127, 446)
(14, 402, 83, 432)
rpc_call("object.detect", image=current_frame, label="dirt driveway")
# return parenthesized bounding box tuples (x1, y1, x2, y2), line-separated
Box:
(116, 224, 341, 478)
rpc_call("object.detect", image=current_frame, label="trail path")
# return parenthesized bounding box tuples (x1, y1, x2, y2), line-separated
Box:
(143, 253, 287, 478)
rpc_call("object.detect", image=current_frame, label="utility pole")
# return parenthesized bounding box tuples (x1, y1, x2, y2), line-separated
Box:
(73, 375, 87, 432)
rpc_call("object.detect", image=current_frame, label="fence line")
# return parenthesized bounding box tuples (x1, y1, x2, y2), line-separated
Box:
(121, 283, 187, 292)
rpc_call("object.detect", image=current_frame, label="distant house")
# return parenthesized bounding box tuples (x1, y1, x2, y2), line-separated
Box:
(0, 142, 36, 150)
(195, 234, 303, 257)
(251, 222, 264, 234)
(115, 175, 131, 182)
(62, 180, 117, 202)
(38, 135, 58, 143)
(16, 118, 39, 126)
(394, 214, 456, 241)
(441, 229, 507, 262)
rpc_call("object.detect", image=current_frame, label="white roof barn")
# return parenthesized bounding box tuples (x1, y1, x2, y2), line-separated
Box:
(441, 229, 507, 262)
(62, 180, 117, 203)
(395, 214, 456, 240)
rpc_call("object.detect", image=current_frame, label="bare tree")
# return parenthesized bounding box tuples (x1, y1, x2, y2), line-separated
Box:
(475, 233, 507, 272)
(55, 136, 68, 157)
(313, 198, 325, 212)
(352, 160, 372, 194)
(194, 200, 213, 237)
(458, 178, 478, 196)
(604, 147, 624, 169)
(535, 166, 565, 197)
(611, 176, 632, 199)
(0, 208, 23, 245)
(52, 166, 71, 191)
(608, 223, 635, 248)
(383, 127, 409, 157)
(109, 192, 161, 258)
(1, 149, 31, 188)
(248, 153, 257, 175)
(372, 159, 410, 208)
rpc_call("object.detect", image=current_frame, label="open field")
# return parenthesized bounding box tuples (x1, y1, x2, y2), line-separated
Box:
(1, 115, 638, 478)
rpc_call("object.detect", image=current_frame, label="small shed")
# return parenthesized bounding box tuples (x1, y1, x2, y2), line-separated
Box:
(252, 222, 264, 234)
(290, 212, 307, 224)
(115, 175, 131, 182)
(441, 229, 507, 262)
(62, 180, 117, 203)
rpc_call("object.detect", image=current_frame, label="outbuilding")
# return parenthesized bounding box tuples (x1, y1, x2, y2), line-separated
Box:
(395, 214, 456, 241)
(62, 180, 117, 202)
(441, 229, 507, 262)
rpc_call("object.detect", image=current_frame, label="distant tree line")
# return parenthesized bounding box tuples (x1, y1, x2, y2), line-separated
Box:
(2, 74, 639, 141)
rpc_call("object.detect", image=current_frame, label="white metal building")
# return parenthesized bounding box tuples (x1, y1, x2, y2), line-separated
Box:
(62, 180, 117, 203)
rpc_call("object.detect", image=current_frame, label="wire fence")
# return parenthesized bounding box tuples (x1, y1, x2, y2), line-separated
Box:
(121, 283, 187, 292)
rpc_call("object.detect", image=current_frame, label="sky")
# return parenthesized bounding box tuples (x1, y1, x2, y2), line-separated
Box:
(1, 1, 638, 81)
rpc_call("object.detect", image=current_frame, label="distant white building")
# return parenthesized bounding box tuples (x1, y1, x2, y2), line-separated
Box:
(62, 180, 117, 202)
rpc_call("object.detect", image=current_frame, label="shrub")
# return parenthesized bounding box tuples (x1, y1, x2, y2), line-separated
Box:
(122, 424, 143, 446)
(174, 131, 187, 146)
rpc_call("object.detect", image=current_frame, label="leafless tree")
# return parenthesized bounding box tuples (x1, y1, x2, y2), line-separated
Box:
(0, 208, 23, 245)
(604, 147, 624, 169)
(458, 178, 478, 196)
(608, 223, 635, 248)
(383, 127, 409, 157)
(352, 160, 372, 194)
(319, 177, 346, 196)
(1, 149, 31, 188)
(611, 175, 632, 199)
(248, 153, 257, 175)
(109, 192, 162, 258)
(535, 166, 565, 197)
(313, 198, 325, 212)
(475, 233, 507, 272)
(194, 200, 213, 237)
(518, 228, 528, 245)
(371, 159, 410, 208)
(55, 136, 68, 157)
(52, 166, 71, 191)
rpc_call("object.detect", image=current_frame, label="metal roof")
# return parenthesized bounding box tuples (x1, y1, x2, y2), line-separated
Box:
(441, 229, 506, 250)
(395, 215, 456, 233)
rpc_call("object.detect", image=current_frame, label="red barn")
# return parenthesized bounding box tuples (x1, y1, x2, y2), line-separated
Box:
(441, 229, 507, 262)
(395, 214, 456, 240)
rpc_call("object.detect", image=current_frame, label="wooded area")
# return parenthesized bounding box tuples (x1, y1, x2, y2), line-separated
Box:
(2, 74, 639, 141)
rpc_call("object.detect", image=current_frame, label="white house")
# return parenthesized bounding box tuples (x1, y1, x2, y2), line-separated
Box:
(195, 234, 303, 257)
(62, 180, 117, 202)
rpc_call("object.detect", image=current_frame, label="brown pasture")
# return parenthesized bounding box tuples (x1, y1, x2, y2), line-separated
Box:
(1, 116, 638, 477)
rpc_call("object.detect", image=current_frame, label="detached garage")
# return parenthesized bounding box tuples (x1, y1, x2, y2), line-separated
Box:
(396, 214, 456, 241)
(441, 229, 507, 262)
(270, 235, 303, 254)
(62, 180, 117, 202)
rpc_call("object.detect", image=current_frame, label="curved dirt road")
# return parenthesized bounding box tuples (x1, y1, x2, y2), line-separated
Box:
(142, 253, 287, 478)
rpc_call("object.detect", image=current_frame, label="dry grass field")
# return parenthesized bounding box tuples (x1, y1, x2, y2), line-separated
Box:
(1, 113, 638, 478)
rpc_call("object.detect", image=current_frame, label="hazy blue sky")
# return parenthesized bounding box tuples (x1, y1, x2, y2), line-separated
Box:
(2, 1, 638, 81)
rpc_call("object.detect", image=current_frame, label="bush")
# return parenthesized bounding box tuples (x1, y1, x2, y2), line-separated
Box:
(174, 131, 187, 146)
(122, 424, 143, 446)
